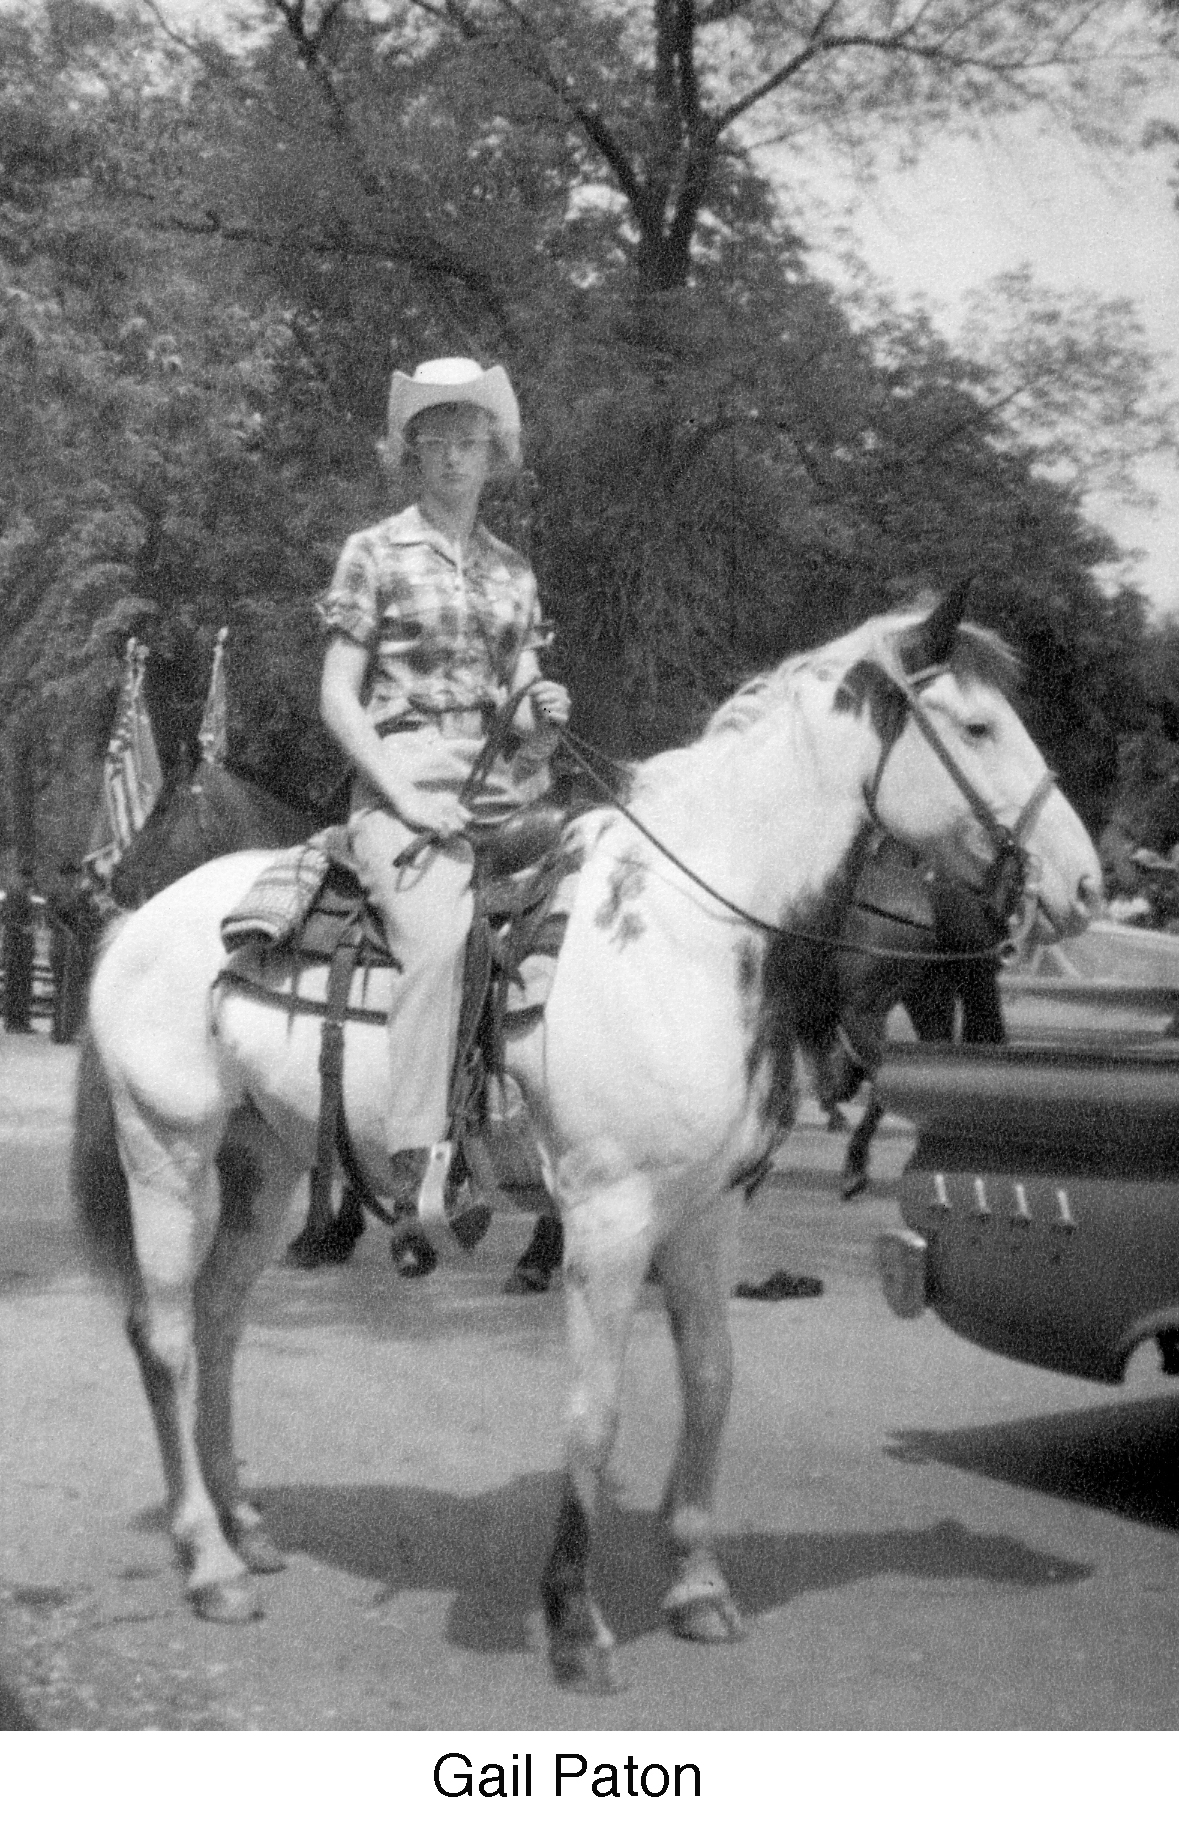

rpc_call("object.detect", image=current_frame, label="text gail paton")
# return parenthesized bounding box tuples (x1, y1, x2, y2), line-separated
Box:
(433, 1751, 702, 1799)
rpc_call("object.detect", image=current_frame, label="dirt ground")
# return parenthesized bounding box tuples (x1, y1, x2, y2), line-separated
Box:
(3, 1028, 1179, 1748)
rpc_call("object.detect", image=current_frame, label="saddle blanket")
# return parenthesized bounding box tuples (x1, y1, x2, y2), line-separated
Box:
(221, 830, 347, 952)
(218, 827, 579, 1029)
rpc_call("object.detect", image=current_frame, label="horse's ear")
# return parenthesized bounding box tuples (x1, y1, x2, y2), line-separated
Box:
(915, 576, 973, 671)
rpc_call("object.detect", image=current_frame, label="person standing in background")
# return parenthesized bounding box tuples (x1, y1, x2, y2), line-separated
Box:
(48, 861, 102, 1044)
(3, 867, 37, 1034)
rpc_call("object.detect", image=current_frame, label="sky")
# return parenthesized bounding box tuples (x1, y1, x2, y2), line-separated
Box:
(9, 0, 1179, 614)
(151, 1, 1179, 617)
(762, 114, 1179, 619)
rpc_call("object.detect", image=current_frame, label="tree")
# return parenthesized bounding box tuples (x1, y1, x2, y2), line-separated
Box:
(0, 0, 1171, 866)
(958, 266, 1177, 509)
(0, 1, 354, 861)
(263, 0, 1171, 293)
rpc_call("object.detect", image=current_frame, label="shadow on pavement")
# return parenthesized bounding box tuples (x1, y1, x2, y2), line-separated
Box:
(261, 1477, 1088, 1655)
(887, 1392, 1179, 1531)
(0, 1677, 37, 1729)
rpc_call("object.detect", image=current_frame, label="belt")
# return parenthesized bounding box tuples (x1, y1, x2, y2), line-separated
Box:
(373, 707, 491, 740)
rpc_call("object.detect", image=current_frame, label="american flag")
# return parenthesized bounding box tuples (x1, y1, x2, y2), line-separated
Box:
(84, 637, 164, 879)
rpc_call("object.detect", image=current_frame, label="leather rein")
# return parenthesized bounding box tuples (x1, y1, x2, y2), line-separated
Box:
(549, 662, 1059, 967)
(392, 662, 1056, 968)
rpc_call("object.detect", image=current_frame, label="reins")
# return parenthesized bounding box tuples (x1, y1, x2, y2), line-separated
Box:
(404, 659, 1055, 969)
(394, 681, 539, 869)
(553, 723, 1014, 966)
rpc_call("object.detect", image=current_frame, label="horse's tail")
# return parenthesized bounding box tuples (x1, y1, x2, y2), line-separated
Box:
(70, 1024, 141, 1300)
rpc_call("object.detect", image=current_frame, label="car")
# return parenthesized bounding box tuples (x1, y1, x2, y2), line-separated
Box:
(874, 920, 1179, 1385)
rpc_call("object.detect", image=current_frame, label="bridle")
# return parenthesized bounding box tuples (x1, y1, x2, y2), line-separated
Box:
(861, 661, 1059, 938)
(404, 658, 1059, 966)
(552, 661, 1059, 962)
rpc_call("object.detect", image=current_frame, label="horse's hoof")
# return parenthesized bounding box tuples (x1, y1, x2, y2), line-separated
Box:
(667, 1594, 746, 1644)
(841, 1169, 868, 1201)
(234, 1528, 287, 1576)
(450, 1200, 493, 1252)
(285, 1223, 362, 1269)
(549, 1639, 623, 1695)
(392, 1231, 437, 1278)
(189, 1577, 262, 1624)
(504, 1264, 553, 1295)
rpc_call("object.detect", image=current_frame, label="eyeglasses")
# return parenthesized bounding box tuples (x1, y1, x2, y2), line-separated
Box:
(415, 435, 492, 456)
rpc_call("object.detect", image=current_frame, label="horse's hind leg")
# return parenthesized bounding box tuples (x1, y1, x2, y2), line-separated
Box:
(192, 1117, 306, 1581)
(656, 1193, 744, 1645)
(542, 1171, 654, 1694)
(123, 1164, 262, 1623)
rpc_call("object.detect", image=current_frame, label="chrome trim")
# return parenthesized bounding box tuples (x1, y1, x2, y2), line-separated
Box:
(877, 1229, 928, 1320)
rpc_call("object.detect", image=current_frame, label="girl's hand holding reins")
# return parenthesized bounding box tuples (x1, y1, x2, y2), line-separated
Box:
(526, 680, 571, 726)
(392, 785, 472, 840)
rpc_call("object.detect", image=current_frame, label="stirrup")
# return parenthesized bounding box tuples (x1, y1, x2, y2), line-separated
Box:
(415, 1141, 454, 1225)
(390, 1142, 493, 1257)
(390, 1220, 438, 1279)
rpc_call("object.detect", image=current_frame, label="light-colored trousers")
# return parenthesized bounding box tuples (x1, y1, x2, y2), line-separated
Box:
(349, 718, 542, 1154)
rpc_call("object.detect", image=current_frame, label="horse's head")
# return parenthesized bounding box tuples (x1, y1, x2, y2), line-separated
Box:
(858, 585, 1101, 945)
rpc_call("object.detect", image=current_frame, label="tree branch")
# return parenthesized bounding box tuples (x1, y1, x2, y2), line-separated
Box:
(695, 0, 754, 24)
(268, 0, 351, 133)
(138, 0, 202, 56)
(445, 0, 661, 234)
(153, 208, 514, 337)
(674, 0, 704, 140)
(710, 18, 1100, 139)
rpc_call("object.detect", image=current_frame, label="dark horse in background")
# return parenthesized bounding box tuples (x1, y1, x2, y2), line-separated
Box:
(109, 758, 322, 911)
(816, 832, 1007, 1202)
(108, 760, 1007, 1287)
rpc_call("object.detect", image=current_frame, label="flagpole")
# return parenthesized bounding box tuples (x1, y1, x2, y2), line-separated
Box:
(199, 626, 229, 768)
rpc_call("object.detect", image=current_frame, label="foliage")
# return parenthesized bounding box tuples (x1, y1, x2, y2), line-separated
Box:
(0, 0, 1175, 870)
(361, 0, 1166, 291)
(959, 267, 1177, 508)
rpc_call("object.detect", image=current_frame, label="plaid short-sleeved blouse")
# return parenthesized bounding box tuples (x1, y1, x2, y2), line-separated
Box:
(317, 504, 545, 726)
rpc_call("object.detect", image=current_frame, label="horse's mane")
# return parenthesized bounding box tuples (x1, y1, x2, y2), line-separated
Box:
(700, 604, 1022, 745)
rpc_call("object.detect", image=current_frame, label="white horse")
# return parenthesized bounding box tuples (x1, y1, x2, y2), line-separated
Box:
(73, 591, 1101, 1691)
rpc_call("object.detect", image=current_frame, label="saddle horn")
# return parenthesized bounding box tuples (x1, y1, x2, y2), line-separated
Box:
(917, 576, 974, 671)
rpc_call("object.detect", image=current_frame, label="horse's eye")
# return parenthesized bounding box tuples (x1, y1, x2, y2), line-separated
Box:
(964, 721, 991, 741)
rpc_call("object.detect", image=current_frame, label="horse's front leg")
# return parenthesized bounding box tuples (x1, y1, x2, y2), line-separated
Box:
(657, 1191, 744, 1645)
(542, 1171, 654, 1694)
(841, 1086, 884, 1199)
(193, 1118, 307, 1580)
(505, 1201, 564, 1294)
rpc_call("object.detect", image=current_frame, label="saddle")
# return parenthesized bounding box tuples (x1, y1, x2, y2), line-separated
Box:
(220, 801, 578, 1245)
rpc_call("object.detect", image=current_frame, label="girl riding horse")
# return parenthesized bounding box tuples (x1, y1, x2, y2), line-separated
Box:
(75, 584, 1101, 1690)
(317, 358, 569, 1275)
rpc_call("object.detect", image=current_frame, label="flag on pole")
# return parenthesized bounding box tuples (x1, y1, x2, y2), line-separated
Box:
(84, 637, 164, 880)
(198, 626, 229, 767)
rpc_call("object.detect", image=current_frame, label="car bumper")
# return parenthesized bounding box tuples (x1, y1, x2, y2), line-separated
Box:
(874, 1040, 1179, 1383)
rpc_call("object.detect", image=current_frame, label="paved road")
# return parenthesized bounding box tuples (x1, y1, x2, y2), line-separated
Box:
(2, 1031, 1179, 1731)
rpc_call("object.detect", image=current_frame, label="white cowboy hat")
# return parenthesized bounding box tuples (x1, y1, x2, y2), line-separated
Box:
(385, 358, 521, 468)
